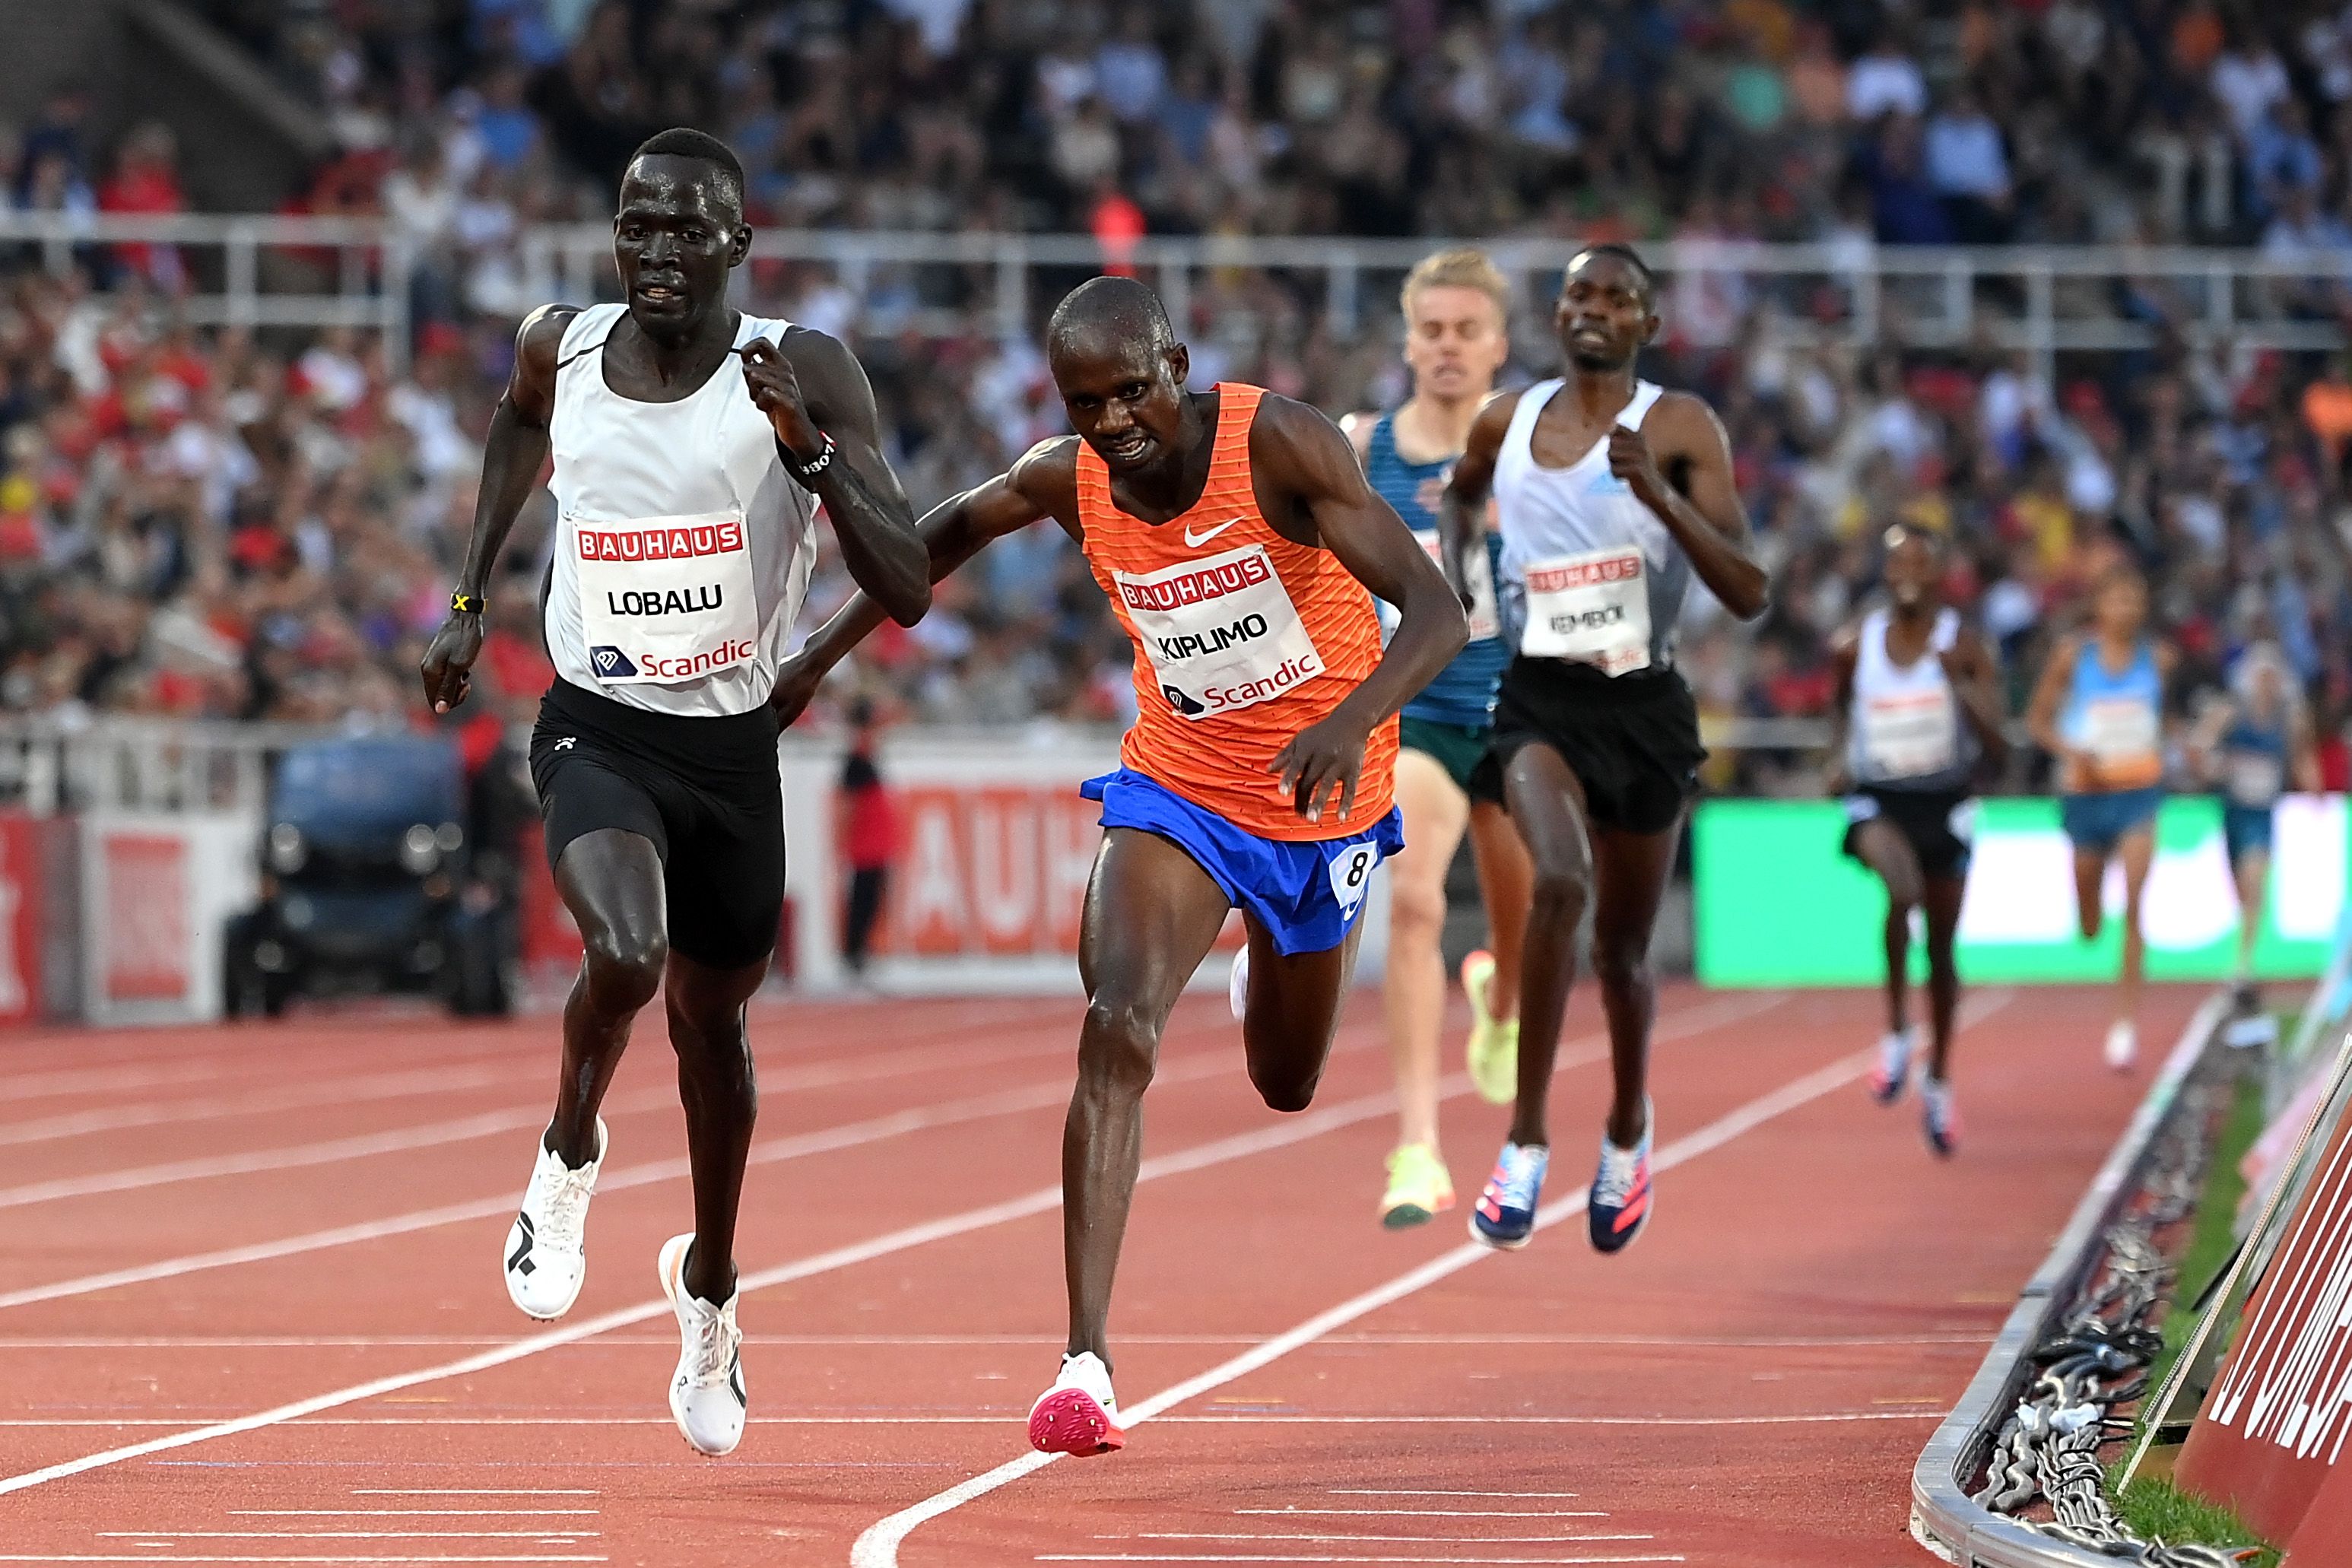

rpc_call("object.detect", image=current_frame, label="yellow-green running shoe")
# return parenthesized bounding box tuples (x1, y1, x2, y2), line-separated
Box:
(1461, 949, 1519, 1106)
(1380, 1141, 1455, 1229)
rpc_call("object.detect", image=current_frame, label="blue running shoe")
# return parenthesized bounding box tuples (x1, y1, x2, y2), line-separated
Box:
(1588, 1100, 1654, 1255)
(1468, 1141, 1549, 1250)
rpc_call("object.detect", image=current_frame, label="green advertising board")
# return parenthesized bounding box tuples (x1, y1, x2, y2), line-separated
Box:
(1693, 796, 2350, 987)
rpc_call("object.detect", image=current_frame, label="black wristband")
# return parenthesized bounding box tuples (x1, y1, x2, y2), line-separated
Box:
(786, 431, 836, 484)
(450, 590, 484, 616)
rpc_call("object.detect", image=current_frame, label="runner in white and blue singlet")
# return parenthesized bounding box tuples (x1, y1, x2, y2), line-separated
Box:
(2190, 642, 2319, 1036)
(1342, 249, 1531, 1231)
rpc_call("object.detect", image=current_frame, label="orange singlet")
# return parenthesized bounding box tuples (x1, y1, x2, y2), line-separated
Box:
(1078, 382, 1398, 841)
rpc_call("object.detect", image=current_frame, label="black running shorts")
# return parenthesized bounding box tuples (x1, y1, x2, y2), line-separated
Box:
(528, 679, 786, 971)
(1842, 786, 1975, 881)
(1470, 659, 1705, 836)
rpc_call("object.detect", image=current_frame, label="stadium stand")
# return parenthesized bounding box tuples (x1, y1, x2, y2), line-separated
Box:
(0, 0, 2344, 799)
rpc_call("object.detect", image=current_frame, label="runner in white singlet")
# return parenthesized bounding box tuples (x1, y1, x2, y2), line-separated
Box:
(418, 129, 928, 1458)
(1439, 244, 1770, 1256)
(1828, 525, 2007, 1156)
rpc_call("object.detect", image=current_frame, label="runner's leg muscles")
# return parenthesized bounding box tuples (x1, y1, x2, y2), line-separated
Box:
(550, 828, 668, 1165)
(1468, 800, 1534, 1024)
(1384, 751, 1470, 1147)
(1242, 917, 1366, 1113)
(1065, 828, 1231, 1364)
(1501, 742, 1595, 1151)
(2116, 825, 2155, 1022)
(665, 948, 770, 1304)
(1851, 817, 1925, 1036)
(1922, 874, 1966, 1080)
(1588, 817, 1681, 1148)
(2233, 846, 2269, 977)
(2072, 843, 2108, 941)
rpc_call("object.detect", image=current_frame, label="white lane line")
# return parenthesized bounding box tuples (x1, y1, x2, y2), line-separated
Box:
(0, 1065, 528, 1148)
(1327, 1492, 1579, 1499)
(0, 994, 1782, 1498)
(0, 1030, 1261, 1311)
(0, 1018, 1094, 1208)
(99, 1535, 601, 1542)
(1033, 1556, 1682, 1565)
(1124, 1538, 1649, 1546)
(0, 1332, 1993, 1350)
(0, 1410, 1936, 1430)
(848, 989, 2002, 1568)
(1236, 1512, 1599, 1520)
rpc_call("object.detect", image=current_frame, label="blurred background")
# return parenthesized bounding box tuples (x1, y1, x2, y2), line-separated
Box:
(0, 0, 2346, 1022)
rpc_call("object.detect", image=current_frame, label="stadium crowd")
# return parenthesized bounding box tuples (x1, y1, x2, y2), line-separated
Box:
(0, 0, 2349, 794)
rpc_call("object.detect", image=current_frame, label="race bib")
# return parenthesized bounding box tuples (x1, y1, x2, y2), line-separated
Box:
(2226, 751, 2284, 808)
(1327, 839, 1381, 916)
(1519, 546, 1651, 674)
(1390, 531, 1498, 643)
(2083, 697, 2159, 764)
(1116, 543, 1325, 721)
(1858, 688, 1958, 779)
(573, 510, 760, 685)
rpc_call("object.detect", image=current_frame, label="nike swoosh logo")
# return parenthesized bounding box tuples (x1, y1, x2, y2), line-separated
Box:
(1183, 518, 1245, 548)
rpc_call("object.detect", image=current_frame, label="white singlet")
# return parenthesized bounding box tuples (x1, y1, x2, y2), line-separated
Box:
(543, 303, 818, 717)
(1846, 606, 1975, 792)
(1491, 378, 1688, 675)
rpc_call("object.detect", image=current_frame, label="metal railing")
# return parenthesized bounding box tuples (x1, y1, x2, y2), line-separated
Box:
(5, 210, 2351, 386)
(0, 714, 334, 816)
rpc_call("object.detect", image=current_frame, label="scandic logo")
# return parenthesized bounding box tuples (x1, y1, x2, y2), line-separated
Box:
(1163, 651, 1325, 717)
(1526, 556, 1640, 593)
(1119, 554, 1271, 612)
(591, 639, 753, 681)
(578, 520, 746, 562)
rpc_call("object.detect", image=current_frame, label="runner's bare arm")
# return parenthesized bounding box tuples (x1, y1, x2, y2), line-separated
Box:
(421, 305, 574, 713)
(769, 439, 1081, 725)
(1259, 396, 1469, 822)
(2024, 633, 2084, 764)
(2294, 694, 2325, 792)
(1823, 628, 1862, 794)
(1436, 392, 1519, 615)
(1608, 392, 1770, 621)
(746, 327, 929, 626)
(1942, 627, 2011, 763)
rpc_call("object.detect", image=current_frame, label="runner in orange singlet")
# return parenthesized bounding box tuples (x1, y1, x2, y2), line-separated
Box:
(774, 277, 1467, 1458)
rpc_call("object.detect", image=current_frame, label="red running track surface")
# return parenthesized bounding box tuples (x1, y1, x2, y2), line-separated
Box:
(0, 982, 2195, 1566)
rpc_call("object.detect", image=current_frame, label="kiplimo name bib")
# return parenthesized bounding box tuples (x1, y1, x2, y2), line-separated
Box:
(1115, 542, 1325, 719)
(573, 509, 760, 685)
(1519, 544, 1650, 674)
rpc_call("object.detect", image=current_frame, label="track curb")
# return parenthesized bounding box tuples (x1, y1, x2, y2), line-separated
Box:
(1909, 990, 2229, 1566)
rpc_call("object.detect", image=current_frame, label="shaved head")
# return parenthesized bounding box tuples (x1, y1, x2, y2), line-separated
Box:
(1047, 276, 1178, 358)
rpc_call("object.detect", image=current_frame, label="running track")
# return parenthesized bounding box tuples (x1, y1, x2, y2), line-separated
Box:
(0, 982, 2195, 1566)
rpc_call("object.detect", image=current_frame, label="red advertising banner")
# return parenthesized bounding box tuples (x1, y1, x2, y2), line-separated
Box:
(0, 812, 46, 1025)
(2178, 1113, 2352, 1544)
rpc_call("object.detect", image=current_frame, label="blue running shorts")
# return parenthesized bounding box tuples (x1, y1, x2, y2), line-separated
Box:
(2060, 786, 2163, 853)
(1081, 768, 1405, 956)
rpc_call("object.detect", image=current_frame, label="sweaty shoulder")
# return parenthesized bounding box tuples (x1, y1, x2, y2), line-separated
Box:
(1008, 435, 1084, 525)
(1465, 386, 1525, 456)
(515, 304, 579, 377)
(1646, 388, 1728, 443)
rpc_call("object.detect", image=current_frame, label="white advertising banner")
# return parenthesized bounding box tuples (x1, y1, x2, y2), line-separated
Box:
(78, 811, 261, 1027)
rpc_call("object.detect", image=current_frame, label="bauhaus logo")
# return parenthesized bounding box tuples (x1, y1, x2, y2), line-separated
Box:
(1527, 556, 1640, 593)
(1120, 554, 1271, 612)
(577, 520, 745, 561)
